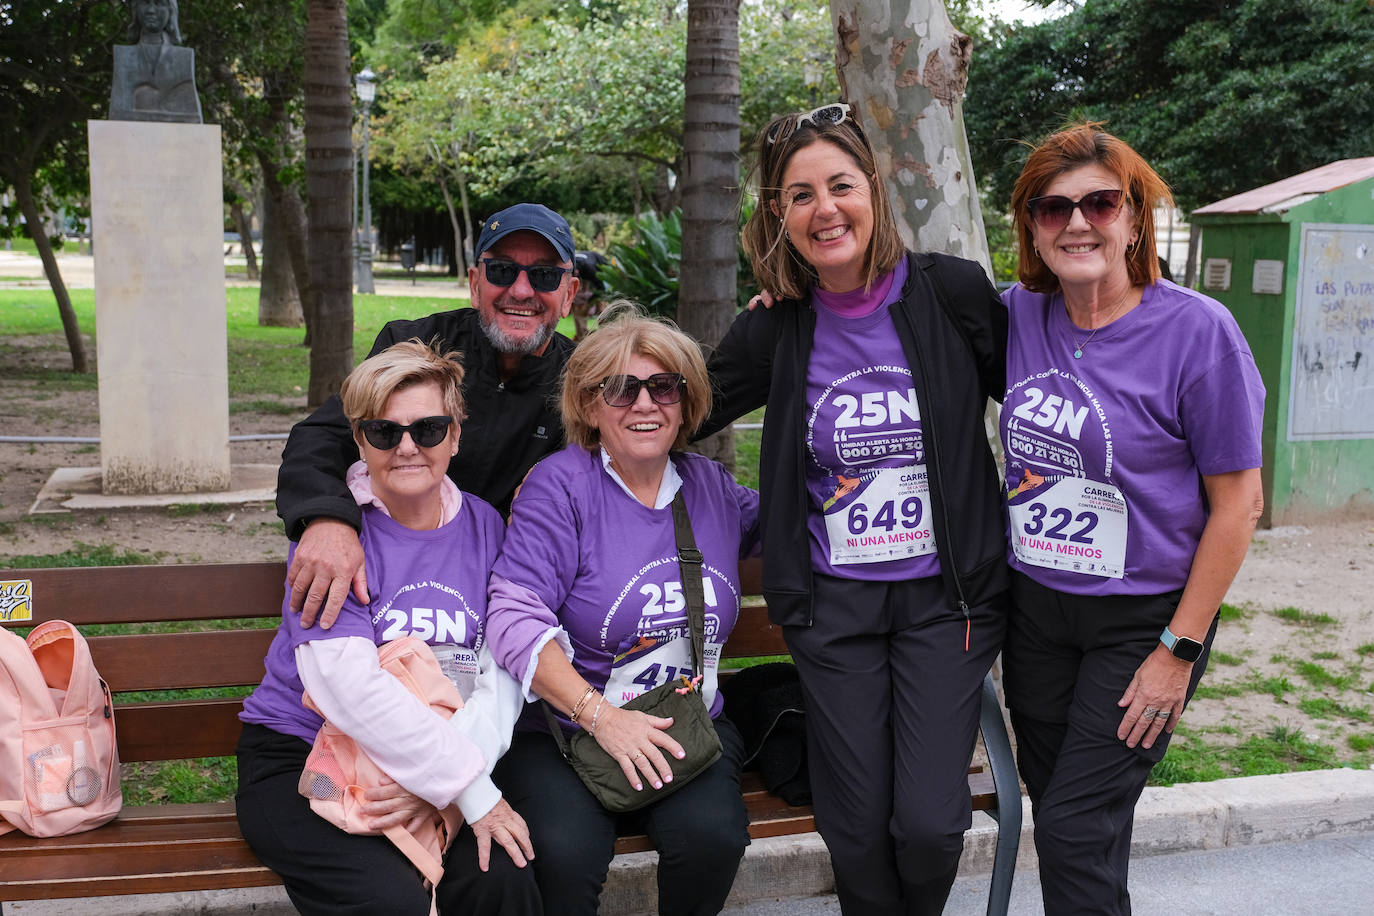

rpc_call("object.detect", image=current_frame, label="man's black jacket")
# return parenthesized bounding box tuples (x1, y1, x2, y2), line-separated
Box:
(276, 308, 574, 537)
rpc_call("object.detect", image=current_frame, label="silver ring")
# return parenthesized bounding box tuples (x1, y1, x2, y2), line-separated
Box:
(632, 752, 645, 760)
(1143, 706, 1160, 719)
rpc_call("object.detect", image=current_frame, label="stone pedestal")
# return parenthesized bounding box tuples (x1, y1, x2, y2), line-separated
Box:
(88, 120, 229, 493)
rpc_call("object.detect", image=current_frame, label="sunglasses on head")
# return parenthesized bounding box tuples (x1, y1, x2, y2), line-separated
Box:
(479, 257, 571, 293)
(1026, 189, 1126, 231)
(596, 373, 686, 408)
(767, 102, 853, 145)
(358, 416, 453, 450)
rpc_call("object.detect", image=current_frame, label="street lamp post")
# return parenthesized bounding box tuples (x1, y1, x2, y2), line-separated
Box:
(355, 67, 377, 295)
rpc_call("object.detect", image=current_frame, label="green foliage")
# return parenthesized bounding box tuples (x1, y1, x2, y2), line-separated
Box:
(965, 0, 1374, 213)
(1210, 651, 1244, 666)
(0, 543, 161, 568)
(601, 210, 682, 318)
(1150, 725, 1346, 786)
(1292, 661, 1358, 692)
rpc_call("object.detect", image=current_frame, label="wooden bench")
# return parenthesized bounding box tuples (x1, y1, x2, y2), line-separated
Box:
(0, 560, 1019, 914)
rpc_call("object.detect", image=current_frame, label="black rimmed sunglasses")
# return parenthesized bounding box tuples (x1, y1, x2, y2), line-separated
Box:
(767, 102, 853, 145)
(596, 373, 686, 408)
(1026, 189, 1126, 231)
(479, 257, 571, 293)
(358, 416, 453, 450)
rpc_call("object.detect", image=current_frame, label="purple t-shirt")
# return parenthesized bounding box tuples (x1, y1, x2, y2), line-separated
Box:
(804, 258, 942, 581)
(240, 496, 505, 743)
(486, 445, 760, 730)
(1000, 279, 1264, 595)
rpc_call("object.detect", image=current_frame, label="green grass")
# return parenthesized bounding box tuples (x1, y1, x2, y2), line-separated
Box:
(1348, 733, 1374, 752)
(1292, 660, 1359, 691)
(1151, 725, 1348, 786)
(1210, 650, 1244, 666)
(1217, 603, 1248, 622)
(0, 542, 161, 567)
(123, 757, 237, 805)
(1271, 606, 1337, 627)
(1356, 643, 1374, 657)
(165, 502, 227, 518)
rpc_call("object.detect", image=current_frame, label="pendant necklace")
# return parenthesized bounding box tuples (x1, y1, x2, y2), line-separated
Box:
(1069, 295, 1131, 359)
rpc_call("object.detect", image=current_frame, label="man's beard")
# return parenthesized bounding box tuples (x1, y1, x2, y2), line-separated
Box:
(477, 298, 555, 356)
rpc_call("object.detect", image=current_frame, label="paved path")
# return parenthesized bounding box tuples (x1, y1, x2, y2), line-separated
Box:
(723, 831, 1374, 915)
(0, 249, 467, 298)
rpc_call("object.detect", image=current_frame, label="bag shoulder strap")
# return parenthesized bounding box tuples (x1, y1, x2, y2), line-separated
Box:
(670, 490, 706, 675)
(542, 489, 708, 757)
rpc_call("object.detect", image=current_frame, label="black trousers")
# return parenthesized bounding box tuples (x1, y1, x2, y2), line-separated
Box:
(235, 723, 540, 916)
(1005, 572, 1215, 916)
(784, 573, 1007, 916)
(492, 716, 750, 916)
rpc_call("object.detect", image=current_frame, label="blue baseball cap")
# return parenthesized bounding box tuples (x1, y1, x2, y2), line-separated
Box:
(476, 203, 575, 264)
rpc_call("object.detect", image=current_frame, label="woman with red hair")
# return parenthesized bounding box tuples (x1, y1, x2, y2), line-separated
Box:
(1001, 123, 1265, 913)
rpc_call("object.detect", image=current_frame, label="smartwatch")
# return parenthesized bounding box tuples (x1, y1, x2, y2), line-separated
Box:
(1160, 625, 1204, 663)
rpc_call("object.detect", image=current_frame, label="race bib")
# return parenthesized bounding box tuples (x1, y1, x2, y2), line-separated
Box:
(431, 644, 481, 700)
(823, 463, 937, 565)
(1008, 477, 1127, 578)
(603, 633, 721, 710)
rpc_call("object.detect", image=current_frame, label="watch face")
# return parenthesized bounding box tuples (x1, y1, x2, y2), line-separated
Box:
(1172, 636, 1204, 663)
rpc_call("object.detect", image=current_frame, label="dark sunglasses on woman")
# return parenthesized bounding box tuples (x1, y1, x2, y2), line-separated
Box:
(480, 257, 572, 293)
(358, 416, 453, 450)
(1026, 189, 1125, 231)
(596, 373, 686, 408)
(767, 102, 853, 145)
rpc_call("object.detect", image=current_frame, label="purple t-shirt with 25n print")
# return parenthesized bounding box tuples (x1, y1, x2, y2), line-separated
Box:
(1000, 279, 1264, 596)
(803, 257, 942, 581)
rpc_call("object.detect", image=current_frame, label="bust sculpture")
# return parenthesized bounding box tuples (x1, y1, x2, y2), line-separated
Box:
(109, 0, 202, 123)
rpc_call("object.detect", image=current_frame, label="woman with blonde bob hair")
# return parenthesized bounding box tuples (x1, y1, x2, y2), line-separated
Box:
(238, 340, 539, 916)
(698, 103, 1010, 916)
(486, 303, 760, 916)
(1000, 123, 1265, 914)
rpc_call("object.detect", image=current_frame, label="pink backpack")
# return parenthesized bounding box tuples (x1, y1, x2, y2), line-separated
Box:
(0, 620, 122, 837)
(299, 636, 474, 888)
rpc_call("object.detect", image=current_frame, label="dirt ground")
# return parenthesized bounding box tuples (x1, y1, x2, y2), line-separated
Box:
(2, 328, 1373, 769)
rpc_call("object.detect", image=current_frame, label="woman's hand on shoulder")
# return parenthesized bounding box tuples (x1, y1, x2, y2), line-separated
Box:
(746, 289, 779, 311)
(593, 703, 686, 792)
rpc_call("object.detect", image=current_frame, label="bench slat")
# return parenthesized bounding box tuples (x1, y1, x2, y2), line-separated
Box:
(116, 699, 246, 762)
(2, 563, 286, 626)
(93, 630, 275, 692)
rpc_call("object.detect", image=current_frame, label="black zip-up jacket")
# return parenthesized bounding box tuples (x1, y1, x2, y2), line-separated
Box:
(699, 251, 1009, 627)
(276, 308, 574, 537)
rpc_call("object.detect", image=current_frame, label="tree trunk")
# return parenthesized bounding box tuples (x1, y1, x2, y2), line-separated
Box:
(257, 184, 304, 327)
(14, 169, 88, 372)
(680, 0, 742, 470)
(230, 199, 260, 280)
(303, 0, 355, 405)
(456, 160, 474, 272)
(256, 85, 311, 334)
(436, 170, 465, 275)
(830, 0, 991, 272)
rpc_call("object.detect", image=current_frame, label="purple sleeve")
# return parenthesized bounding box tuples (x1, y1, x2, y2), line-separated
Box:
(486, 462, 582, 676)
(732, 475, 761, 558)
(485, 574, 561, 684)
(1180, 343, 1266, 477)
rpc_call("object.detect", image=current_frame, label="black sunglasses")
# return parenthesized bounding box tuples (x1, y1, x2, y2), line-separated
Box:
(358, 415, 453, 450)
(596, 373, 686, 408)
(479, 257, 571, 293)
(767, 102, 853, 145)
(1026, 189, 1126, 231)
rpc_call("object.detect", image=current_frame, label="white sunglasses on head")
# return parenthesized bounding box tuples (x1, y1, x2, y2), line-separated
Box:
(767, 102, 853, 145)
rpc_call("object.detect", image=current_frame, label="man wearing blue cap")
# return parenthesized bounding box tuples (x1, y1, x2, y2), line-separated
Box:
(275, 203, 580, 630)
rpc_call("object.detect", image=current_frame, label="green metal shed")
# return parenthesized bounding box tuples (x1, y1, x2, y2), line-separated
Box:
(1191, 159, 1374, 526)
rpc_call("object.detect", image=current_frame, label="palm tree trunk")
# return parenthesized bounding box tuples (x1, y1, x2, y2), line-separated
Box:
(680, 0, 741, 469)
(303, 0, 355, 405)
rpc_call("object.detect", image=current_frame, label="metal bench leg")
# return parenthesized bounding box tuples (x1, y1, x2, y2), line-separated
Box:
(979, 670, 1021, 916)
